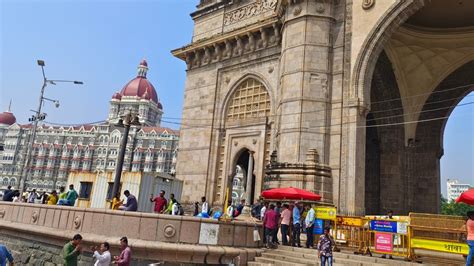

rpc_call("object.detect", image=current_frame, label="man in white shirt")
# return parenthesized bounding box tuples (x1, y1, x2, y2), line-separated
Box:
(92, 242, 111, 266)
(260, 202, 269, 221)
(305, 204, 316, 248)
(201, 196, 209, 214)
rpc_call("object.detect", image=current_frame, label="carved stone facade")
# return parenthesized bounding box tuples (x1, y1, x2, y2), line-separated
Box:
(173, 0, 474, 215)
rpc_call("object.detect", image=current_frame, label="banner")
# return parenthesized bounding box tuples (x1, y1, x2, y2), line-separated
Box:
(411, 238, 469, 255)
(336, 216, 364, 227)
(375, 233, 393, 253)
(314, 207, 337, 221)
(313, 219, 324, 234)
(370, 220, 397, 233)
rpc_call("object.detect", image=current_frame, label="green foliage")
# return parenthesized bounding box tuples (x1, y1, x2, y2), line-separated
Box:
(440, 196, 474, 216)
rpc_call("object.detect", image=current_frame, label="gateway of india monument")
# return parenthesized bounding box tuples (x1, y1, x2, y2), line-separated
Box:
(172, 0, 474, 215)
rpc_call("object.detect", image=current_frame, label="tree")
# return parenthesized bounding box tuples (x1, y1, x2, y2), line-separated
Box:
(440, 196, 474, 216)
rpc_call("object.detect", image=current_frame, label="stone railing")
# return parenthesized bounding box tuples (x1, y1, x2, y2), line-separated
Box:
(0, 202, 263, 265)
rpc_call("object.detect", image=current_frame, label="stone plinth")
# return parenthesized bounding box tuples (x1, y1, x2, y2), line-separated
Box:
(264, 149, 333, 203)
(0, 202, 263, 265)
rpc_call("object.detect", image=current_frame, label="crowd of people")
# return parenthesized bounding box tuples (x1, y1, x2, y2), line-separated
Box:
(1, 184, 78, 206)
(252, 199, 336, 265)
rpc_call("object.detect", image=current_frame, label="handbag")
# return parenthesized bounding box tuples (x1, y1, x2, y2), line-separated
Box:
(253, 225, 261, 242)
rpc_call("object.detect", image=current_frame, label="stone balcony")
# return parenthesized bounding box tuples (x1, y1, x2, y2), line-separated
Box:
(0, 202, 263, 265)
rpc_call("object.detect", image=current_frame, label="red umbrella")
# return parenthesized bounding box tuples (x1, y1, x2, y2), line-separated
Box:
(456, 189, 474, 205)
(261, 187, 321, 201)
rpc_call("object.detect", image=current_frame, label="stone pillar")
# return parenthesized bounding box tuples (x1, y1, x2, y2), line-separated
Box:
(277, 0, 334, 163)
(245, 151, 254, 205)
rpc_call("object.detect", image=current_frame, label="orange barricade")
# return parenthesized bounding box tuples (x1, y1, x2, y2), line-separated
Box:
(334, 216, 370, 254)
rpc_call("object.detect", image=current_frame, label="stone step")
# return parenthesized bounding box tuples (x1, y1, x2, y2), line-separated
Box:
(248, 261, 273, 266)
(261, 252, 375, 266)
(255, 257, 307, 266)
(276, 245, 415, 265)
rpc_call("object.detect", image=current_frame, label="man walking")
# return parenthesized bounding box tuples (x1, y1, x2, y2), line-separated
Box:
(91, 242, 111, 266)
(263, 204, 279, 249)
(113, 237, 131, 266)
(27, 189, 37, 203)
(150, 190, 167, 214)
(62, 234, 82, 266)
(0, 244, 14, 266)
(119, 190, 137, 212)
(317, 227, 335, 266)
(273, 202, 282, 244)
(292, 201, 302, 247)
(280, 204, 291, 245)
(466, 211, 474, 266)
(305, 204, 316, 248)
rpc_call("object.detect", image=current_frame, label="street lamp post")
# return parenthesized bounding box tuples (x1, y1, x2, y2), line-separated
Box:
(111, 113, 141, 199)
(18, 60, 83, 193)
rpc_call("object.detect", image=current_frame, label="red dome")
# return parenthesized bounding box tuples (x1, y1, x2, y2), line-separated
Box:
(112, 92, 122, 100)
(120, 77, 159, 103)
(0, 111, 16, 126)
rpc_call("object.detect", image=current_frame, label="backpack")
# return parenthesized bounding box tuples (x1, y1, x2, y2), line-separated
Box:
(178, 204, 185, 216)
(251, 204, 260, 218)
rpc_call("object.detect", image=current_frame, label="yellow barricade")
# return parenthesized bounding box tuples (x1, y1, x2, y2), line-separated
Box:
(334, 216, 370, 254)
(409, 212, 468, 259)
(364, 218, 411, 259)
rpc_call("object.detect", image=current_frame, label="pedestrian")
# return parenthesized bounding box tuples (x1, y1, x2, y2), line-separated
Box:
(36, 191, 48, 204)
(273, 202, 282, 244)
(3, 189, 16, 202)
(91, 242, 111, 266)
(251, 199, 263, 219)
(305, 203, 315, 248)
(292, 201, 302, 247)
(235, 199, 245, 217)
(201, 196, 209, 215)
(2, 186, 12, 201)
(58, 184, 78, 206)
(260, 202, 269, 221)
(47, 190, 58, 205)
(111, 192, 123, 210)
(119, 190, 137, 212)
(466, 211, 474, 266)
(317, 227, 335, 266)
(11, 191, 21, 203)
(113, 236, 131, 266)
(62, 234, 83, 266)
(27, 189, 37, 203)
(193, 201, 199, 216)
(150, 190, 167, 214)
(164, 193, 175, 214)
(280, 203, 291, 245)
(0, 244, 14, 266)
(263, 204, 278, 249)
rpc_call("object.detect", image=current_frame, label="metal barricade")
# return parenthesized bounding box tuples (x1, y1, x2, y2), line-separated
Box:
(409, 212, 469, 260)
(365, 218, 411, 260)
(334, 216, 370, 254)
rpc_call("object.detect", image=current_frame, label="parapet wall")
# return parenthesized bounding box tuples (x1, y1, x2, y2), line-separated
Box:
(0, 202, 263, 265)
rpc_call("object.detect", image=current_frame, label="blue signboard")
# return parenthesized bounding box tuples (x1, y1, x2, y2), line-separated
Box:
(370, 220, 397, 233)
(313, 219, 324, 234)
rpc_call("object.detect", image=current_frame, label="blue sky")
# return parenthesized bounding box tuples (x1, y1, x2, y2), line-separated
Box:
(1, 0, 472, 196)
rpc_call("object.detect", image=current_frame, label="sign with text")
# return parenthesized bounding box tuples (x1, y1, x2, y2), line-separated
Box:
(314, 207, 337, 221)
(411, 238, 469, 255)
(313, 219, 324, 234)
(375, 233, 393, 253)
(370, 220, 397, 233)
(336, 216, 365, 227)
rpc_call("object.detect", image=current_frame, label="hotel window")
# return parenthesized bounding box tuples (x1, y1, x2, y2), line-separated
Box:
(79, 182, 93, 199)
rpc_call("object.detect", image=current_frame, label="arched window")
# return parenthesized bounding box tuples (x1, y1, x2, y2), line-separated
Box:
(2, 178, 8, 186)
(226, 78, 270, 121)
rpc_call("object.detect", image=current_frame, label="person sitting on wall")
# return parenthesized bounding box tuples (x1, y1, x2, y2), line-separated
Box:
(47, 190, 58, 205)
(57, 185, 78, 206)
(164, 193, 176, 214)
(119, 190, 137, 212)
(111, 192, 123, 210)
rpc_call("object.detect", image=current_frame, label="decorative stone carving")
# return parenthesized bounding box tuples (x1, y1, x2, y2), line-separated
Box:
(315, 0, 325, 14)
(293, 5, 302, 16)
(252, 139, 257, 145)
(234, 141, 238, 146)
(0, 209, 5, 219)
(74, 216, 82, 229)
(163, 224, 177, 238)
(362, 0, 375, 10)
(223, 0, 278, 26)
(213, 43, 222, 62)
(268, 66, 274, 73)
(260, 28, 268, 48)
(32, 211, 39, 223)
(247, 33, 255, 52)
(234, 36, 244, 56)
